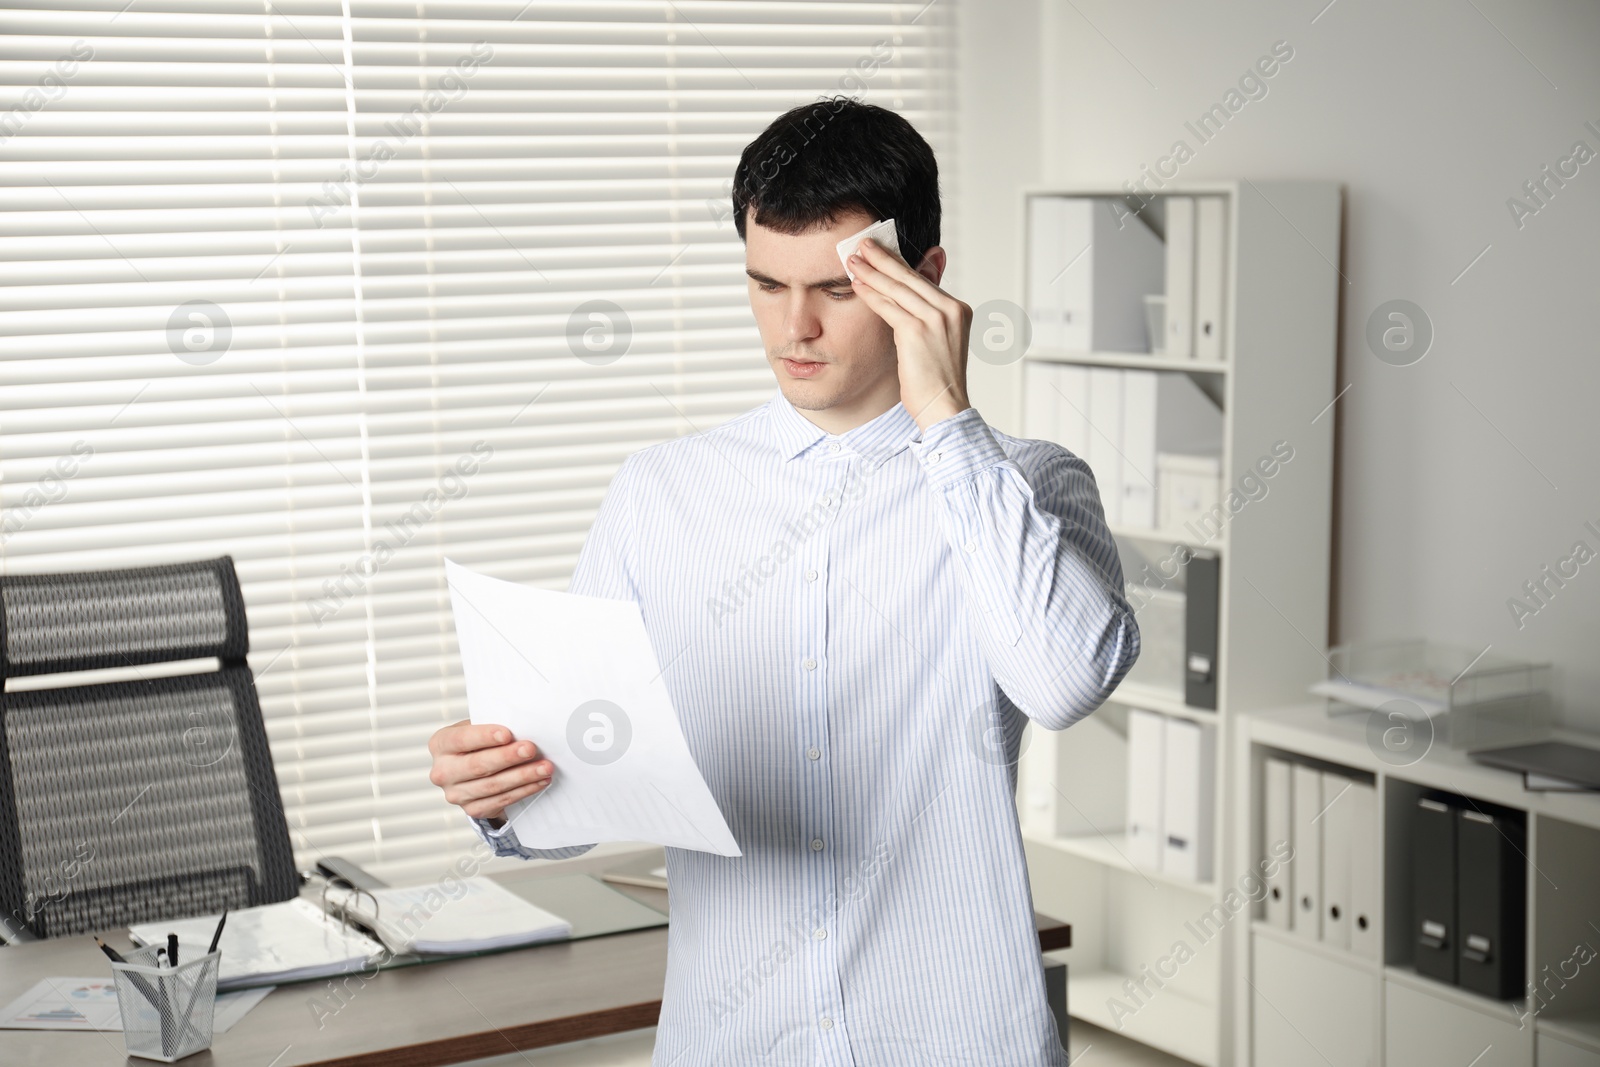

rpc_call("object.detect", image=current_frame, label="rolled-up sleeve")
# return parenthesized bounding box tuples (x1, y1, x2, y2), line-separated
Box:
(908, 406, 1140, 729)
(468, 814, 597, 861)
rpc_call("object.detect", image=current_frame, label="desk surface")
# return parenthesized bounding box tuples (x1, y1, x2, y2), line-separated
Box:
(0, 849, 1070, 1067)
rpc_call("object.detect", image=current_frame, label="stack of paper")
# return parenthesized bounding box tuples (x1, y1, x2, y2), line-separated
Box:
(328, 877, 571, 955)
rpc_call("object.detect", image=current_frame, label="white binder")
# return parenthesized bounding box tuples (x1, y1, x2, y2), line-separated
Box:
(1163, 196, 1196, 359)
(1161, 718, 1215, 882)
(1263, 757, 1293, 929)
(1194, 196, 1227, 362)
(1086, 368, 1124, 526)
(1320, 771, 1353, 950)
(337, 878, 571, 955)
(1057, 198, 1093, 351)
(1056, 199, 1163, 353)
(1347, 779, 1380, 960)
(1126, 709, 1166, 871)
(1023, 361, 1095, 463)
(129, 898, 386, 991)
(1290, 763, 1323, 940)
(1120, 369, 1158, 529)
(1024, 713, 1126, 838)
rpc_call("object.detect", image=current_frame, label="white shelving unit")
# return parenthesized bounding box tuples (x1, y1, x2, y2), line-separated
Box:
(1014, 180, 1343, 1067)
(1233, 704, 1600, 1067)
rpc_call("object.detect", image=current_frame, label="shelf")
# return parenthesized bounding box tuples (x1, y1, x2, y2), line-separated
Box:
(1537, 1011, 1600, 1053)
(1059, 967, 1217, 1067)
(1110, 522, 1224, 554)
(1249, 919, 1379, 973)
(1017, 179, 1343, 1067)
(1104, 681, 1220, 724)
(1242, 704, 1600, 833)
(1023, 830, 1215, 895)
(1383, 963, 1528, 1021)
(1024, 348, 1230, 374)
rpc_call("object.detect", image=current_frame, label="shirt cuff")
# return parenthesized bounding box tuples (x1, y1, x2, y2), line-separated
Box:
(908, 406, 1010, 489)
(478, 816, 516, 838)
(471, 814, 524, 855)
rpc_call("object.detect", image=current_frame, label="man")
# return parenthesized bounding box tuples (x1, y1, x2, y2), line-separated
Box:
(428, 98, 1139, 1065)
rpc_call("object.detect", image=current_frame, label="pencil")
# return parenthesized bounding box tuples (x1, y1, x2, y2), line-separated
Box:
(207, 907, 229, 955)
(93, 935, 127, 965)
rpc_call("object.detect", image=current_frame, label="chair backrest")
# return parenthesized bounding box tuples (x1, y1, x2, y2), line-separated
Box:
(0, 556, 300, 938)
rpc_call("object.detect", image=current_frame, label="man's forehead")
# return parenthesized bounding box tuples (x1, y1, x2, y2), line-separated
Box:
(744, 212, 871, 286)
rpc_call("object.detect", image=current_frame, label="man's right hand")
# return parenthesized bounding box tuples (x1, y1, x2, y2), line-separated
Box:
(428, 720, 554, 826)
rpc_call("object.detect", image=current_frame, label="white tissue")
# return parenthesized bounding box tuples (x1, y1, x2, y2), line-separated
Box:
(836, 218, 906, 281)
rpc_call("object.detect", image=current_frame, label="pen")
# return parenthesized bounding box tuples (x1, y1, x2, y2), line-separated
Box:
(207, 908, 228, 955)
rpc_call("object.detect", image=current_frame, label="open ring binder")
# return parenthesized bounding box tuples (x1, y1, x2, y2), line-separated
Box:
(306, 868, 383, 943)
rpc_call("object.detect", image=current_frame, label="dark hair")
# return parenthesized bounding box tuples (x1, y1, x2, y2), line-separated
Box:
(731, 97, 940, 271)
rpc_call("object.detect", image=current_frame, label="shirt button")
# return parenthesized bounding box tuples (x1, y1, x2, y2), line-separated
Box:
(807, 746, 821, 760)
(820, 1016, 834, 1031)
(930, 450, 942, 463)
(814, 927, 827, 941)
(803, 658, 817, 671)
(805, 569, 819, 582)
(964, 539, 977, 553)
(810, 837, 824, 851)
(820, 493, 833, 507)
(829, 440, 841, 452)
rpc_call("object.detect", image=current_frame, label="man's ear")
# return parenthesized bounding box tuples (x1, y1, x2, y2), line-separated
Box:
(914, 246, 947, 287)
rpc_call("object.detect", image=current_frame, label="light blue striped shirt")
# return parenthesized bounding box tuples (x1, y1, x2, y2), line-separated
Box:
(472, 390, 1139, 1065)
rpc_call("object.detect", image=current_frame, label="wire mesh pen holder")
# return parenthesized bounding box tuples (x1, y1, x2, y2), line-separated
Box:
(110, 943, 220, 1062)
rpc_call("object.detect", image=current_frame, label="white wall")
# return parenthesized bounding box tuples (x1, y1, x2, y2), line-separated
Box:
(953, 0, 1600, 730)
(947, 0, 1043, 422)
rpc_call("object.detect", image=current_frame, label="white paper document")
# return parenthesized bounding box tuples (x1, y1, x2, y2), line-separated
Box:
(444, 557, 741, 856)
(0, 977, 272, 1032)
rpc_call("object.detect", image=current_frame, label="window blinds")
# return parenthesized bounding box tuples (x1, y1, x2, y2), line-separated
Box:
(0, 0, 955, 885)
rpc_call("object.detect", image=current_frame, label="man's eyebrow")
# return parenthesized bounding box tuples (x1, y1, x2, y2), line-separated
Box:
(745, 267, 854, 290)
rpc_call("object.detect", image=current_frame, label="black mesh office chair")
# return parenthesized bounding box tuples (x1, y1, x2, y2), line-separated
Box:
(0, 556, 299, 940)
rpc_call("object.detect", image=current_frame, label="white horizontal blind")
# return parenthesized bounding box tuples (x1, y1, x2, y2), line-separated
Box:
(0, 0, 955, 885)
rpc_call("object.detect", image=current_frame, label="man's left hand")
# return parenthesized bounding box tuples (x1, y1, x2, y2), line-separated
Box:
(847, 237, 973, 431)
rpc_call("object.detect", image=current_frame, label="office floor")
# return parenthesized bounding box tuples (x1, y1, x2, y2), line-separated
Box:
(466, 1019, 1193, 1065)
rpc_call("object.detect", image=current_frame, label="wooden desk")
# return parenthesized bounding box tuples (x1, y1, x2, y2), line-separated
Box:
(0, 851, 1070, 1067)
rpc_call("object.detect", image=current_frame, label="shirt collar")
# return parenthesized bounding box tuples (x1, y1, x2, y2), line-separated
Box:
(767, 388, 920, 467)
